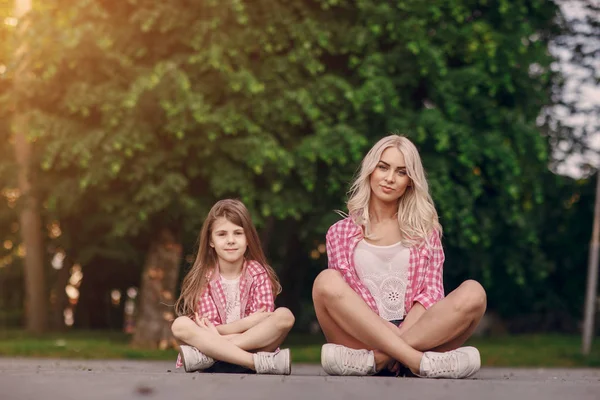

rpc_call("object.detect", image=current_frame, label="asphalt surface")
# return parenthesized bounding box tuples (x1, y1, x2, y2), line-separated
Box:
(1, 358, 599, 400)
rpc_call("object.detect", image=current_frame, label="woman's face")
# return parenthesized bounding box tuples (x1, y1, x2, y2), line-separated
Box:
(369, 147, 411, 204)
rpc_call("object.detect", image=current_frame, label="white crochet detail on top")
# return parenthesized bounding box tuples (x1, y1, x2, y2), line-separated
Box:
(353, 240, 410, 321)
(220, 275, 241, 323)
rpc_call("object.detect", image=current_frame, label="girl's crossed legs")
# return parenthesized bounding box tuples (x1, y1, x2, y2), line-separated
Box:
(312, 269, 486, 377)
(171, 307, 295, 374)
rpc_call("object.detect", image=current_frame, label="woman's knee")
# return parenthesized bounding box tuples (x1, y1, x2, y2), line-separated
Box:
(273, 307, 295, 330)
(312, 269, 345, 301)
(456, 280, 487, 315)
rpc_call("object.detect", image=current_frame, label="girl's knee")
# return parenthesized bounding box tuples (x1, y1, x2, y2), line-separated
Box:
(312, 269, 344, 300)
(171, 316, 193, 338)
(273, 307, 295, 330)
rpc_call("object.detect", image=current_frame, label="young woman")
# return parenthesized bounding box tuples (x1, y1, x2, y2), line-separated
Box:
(313, 134, 487, 378)
(171, 199, 295, 375)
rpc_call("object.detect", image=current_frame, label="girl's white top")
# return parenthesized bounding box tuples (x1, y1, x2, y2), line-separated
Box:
(354, 240, 410, 321)
(220, 275, 242, 323)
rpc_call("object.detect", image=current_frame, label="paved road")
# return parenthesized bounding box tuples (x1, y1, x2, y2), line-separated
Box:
(1, 358, 599, 400)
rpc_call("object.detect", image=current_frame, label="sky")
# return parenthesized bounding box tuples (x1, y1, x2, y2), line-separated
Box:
(550, 0, 600, 178)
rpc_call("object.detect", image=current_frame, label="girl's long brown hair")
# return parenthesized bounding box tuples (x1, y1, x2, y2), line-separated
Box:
(175, 199, 282, 317)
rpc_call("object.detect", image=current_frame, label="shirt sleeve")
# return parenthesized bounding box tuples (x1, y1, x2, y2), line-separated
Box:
(198, 287, 222, 326)
(413, 230, 445, 309)
(326, 227, 343, 271)
(248, 272, 275, 313)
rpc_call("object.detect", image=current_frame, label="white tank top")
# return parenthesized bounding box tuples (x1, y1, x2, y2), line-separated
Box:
(353, 240, 410, 321)
(220, 275, 241, 323)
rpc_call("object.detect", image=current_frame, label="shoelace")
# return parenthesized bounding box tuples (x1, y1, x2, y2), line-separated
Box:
(427, 353, 458, 376)
(256, 353, 276, 373)
(342, 350, 371, 373)
(189, 347, 211, 366)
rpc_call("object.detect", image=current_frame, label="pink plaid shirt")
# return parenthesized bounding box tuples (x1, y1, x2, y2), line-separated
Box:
(175, 260, 275, 368)
(326, 217, 445, 316)
(198, 260, 275, 325)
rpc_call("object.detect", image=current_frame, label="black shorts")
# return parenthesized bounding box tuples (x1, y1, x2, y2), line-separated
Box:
(374, 318, 416, 377)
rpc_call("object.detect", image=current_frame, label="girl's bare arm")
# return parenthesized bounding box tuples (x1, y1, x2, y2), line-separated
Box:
(214, 308, 271, 335)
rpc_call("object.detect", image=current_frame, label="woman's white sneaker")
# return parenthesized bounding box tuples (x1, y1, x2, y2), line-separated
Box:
(253, 348, 291, 375)
(321, 344, 376, 376)
(418, 346, 480, 379)
(179, 345, 215, 372)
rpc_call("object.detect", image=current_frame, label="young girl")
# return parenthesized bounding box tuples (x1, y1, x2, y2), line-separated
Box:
(172, 199, 294, 375)
(313, 134, 487, 379)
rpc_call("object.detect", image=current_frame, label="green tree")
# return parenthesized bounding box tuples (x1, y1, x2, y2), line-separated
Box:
(0, 1, 21, 327)
(13, 0, 368, 344)
(1, 0, 50, 333)
(3, 0, 577, 338)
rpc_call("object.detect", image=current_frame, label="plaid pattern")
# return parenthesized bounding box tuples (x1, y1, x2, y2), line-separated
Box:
(200, 260, 275, 325)
(326, 217, 445, 315)
(175, 260, 275, 368)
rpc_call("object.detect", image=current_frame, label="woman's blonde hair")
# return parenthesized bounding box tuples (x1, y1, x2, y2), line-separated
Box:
(175, 199, 281, 317)
(347, 134, 442, 247)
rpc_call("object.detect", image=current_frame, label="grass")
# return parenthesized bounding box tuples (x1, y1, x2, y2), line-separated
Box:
(466, 334, 600, 368)
(0, 330, 599, 367)
(0, 330, 176, 360)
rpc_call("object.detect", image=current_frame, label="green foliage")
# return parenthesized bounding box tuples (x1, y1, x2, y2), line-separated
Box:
(0, 0, 585, 328)
(321, 0, 566, 318)
(16, 1, 369, 243)
(0, 3, 21, 320)
(0, 3, 15, 184)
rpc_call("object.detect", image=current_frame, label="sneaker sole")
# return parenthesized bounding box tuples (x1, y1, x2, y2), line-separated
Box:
(179, 347, 192, 373)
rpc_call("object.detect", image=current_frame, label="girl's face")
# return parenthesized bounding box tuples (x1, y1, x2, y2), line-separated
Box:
(209, 217, 248, 265)
(369, 147, 411, 204)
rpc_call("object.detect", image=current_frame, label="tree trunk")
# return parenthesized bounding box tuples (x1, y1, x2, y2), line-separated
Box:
(14, 126, 47, 334)
(132, 228, 181, 349)
(13, 0, 47, 334)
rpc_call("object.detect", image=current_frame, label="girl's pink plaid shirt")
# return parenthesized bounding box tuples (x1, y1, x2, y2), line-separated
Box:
(197, 260, 275, 326)
(326, 217, 445, 315)
(175, 260, 275, 368)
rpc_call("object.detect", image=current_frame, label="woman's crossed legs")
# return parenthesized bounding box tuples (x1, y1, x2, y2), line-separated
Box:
(312, 269, 486, 378)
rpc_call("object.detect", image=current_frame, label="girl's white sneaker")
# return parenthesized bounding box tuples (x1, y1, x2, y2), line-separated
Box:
(253, 348, 291, 375)
(179, 345, 216, 372)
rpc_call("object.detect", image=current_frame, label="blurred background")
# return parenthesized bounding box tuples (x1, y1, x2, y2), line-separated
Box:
(0, 0, 599, 366)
